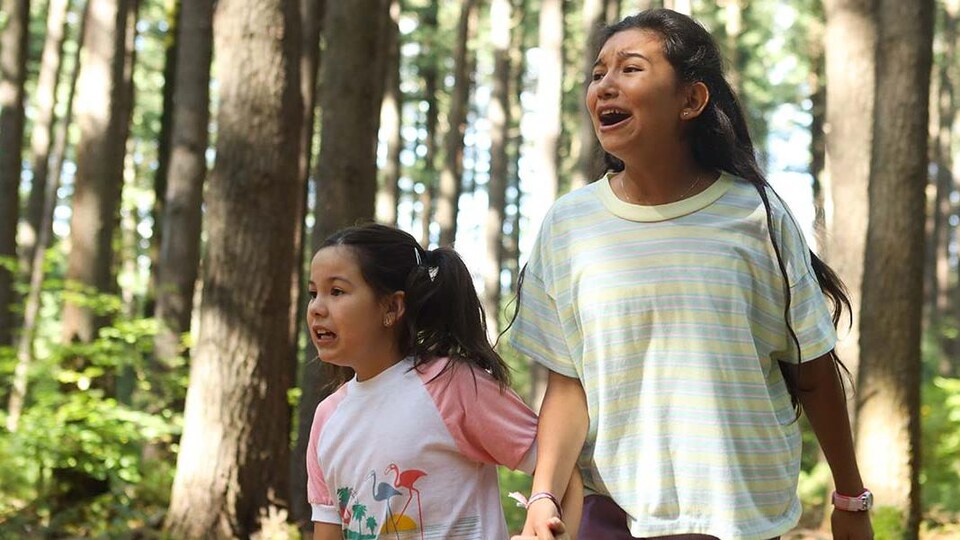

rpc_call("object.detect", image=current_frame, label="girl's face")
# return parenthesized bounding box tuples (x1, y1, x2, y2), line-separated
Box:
(586, 29, 688, 159)
(307, 246, 404, 381)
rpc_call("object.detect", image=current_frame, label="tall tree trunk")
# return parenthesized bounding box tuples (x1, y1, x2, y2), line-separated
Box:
(484, 0, 514, 337)
(528, 0, 564, 408)
(376, 0, 402, 226)
(571, 0, 615, 190)
(153, 0, 213, 371)
(7, 0, 88, 432)
(823, 0, 877, 408)
(163, 0, 303, 535)
(288, 0, 325, 529)
(144, 0, 180, 318)
(21, 0, 72, 280)
(437, 0, 479, 246)
(418, 0, 440, 247)
(62, 0, 133, 348)
(856, 2, 933, 538)
(0, 0, 30, 348)
(808, 20, 828, 253)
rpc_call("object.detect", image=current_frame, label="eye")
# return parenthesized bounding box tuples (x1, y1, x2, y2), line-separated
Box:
(591, 71, 605, 81)
(624, 65, 642, 73)
(308, 289, 317, 299)
(330, 287, 344, 296)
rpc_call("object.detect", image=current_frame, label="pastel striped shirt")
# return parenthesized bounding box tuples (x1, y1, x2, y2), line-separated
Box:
(510, 173, 837, 540)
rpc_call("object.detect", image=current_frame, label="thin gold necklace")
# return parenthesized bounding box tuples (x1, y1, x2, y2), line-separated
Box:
(617, 172, 704, 205)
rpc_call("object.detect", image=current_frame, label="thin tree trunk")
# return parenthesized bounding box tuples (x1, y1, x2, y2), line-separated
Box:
(808, 31, 828, 253)
(418, 0, 439, 247)
(484, 0, 513, 338)
(163, 0, 303, 535)
(288, 0, 325, 529)
(144, 0, 180, 318)
(856, 2, 933, 538)
(153, 0, 213, 372)
(376, 0, 402, 226)
(21, 0, 72, 280)
(437, 0, 479, 247)
(0, 0, 31, 347)
(7, 0, 89, 432)
(823, 0, 877, 412)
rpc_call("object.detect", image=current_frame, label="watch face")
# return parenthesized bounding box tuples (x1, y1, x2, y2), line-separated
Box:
(862, 491, 874, 510)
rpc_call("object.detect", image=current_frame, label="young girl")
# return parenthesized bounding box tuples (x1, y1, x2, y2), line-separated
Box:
(304, 223, 580, 540)
(511, 9, 873, 540)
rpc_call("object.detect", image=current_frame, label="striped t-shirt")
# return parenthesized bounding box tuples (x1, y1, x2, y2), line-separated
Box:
(510, 172, 837, 540)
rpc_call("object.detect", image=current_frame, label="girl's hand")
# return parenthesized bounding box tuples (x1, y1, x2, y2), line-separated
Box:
(512, 515, 569, 540)
(830, 509, 873, 540)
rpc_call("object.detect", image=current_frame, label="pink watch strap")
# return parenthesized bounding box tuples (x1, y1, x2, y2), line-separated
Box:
(832, 489, 872, 511)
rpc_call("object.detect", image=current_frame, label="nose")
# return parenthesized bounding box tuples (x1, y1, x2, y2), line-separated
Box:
(308, 294, 327, 318)
(594, 72, 618, 99)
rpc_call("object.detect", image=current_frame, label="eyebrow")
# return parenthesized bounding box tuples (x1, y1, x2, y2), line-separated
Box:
(593, 51, 650, 68)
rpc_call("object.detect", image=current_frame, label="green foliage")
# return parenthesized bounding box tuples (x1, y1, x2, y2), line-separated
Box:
(871, 506, 906, 540)
(921, 377, 960, 513)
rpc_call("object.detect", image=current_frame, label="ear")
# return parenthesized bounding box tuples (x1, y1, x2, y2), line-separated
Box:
(679, 81, 710, 121)
(381, 291, 406, 328)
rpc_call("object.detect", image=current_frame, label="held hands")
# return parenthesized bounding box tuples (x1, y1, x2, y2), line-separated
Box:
(511, 498, 570, 540)
(831, 509, 874, 540)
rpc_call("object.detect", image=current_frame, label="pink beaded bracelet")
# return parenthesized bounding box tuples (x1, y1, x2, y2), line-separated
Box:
(507, 490, 563, 519)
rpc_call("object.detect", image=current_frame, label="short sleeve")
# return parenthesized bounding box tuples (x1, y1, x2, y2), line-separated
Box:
(306, 388, 348, 524)
(509, 236, 578, 378)
(772, 200, 838, 363)
(419, 360, 538, 472)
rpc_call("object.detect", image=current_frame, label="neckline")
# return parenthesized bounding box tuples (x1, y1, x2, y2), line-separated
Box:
(597, 171, 734, 222)
(348, 356, 413, 394)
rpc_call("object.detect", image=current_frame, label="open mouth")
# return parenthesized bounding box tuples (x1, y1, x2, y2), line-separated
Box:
(598, 109, 631, 127)
(314, 329, 336, 342)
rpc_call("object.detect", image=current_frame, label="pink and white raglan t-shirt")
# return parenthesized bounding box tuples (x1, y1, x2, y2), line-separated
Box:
(306, 357, 537, 540)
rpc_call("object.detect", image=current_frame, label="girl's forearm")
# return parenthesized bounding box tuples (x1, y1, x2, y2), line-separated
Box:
(532, 370, 589, 498)
(795, 353, 865, 495)
(560, 466, 584, 540)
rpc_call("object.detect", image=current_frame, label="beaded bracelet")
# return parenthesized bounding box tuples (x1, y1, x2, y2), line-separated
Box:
(507, 490, 563, 519)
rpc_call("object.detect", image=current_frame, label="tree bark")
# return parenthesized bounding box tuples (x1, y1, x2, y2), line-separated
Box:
(376, 0, 403, 226)
(418, 0, 440, 246)
(153, 0, 213, 368)
(856, 2, 933, 538)
(823, 0, 877, 406)
(288, 0, 325, 529)
(0, 0, 31, 347)
(437, 0, 479, 246)
(163, 0, 303, 535)
(483, 0, 514, 338)
(21, 0, 72, 281)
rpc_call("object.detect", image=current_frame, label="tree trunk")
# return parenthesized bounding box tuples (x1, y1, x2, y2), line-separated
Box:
(62, 0, 133, 344)
(287, 0, 325, 529)
(418, 0, 440, 247)
(571, 0, 615, 190)
(436, 0, 479, 247)
(144, 0, 180, 319)
(21, 0, 72, 281)
(483, 0, 514, 338)
(808, 29, 828, 253)
(856, 2, 933, 538)
(7, 0, 90, 431)
(823, 0, 877, 407)
(0, 0, 30, 347)
(163, 0, 303, 535)
(376, 0, 403, 226)
(153, 0, 213, 369)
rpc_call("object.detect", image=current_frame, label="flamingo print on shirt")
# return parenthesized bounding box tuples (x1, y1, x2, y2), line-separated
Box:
(335, 465, 430, 540)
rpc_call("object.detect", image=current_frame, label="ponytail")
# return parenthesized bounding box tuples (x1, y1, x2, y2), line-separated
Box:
(404, 248, 510, 386)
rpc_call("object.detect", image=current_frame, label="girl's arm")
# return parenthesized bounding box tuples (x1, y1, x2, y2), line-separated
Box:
(313, 522, 342, 540)
(521, 370, 589, 539)
(794, 352, 873, 540)
(559, 464, 584, 540)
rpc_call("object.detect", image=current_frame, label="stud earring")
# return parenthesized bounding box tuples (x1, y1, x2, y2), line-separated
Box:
(383, 316, 392, 327)
(682, 111, 689, 118)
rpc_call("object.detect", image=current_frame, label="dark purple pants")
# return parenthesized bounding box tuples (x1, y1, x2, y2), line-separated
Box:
(578, 495, 780, 540)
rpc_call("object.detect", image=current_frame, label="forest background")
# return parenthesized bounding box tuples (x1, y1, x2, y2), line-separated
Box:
(0, 0, 957, 538)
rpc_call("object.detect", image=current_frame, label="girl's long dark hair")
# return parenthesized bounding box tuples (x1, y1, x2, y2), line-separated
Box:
(511, 9, 851, 415)
(319, 223, 510, 388)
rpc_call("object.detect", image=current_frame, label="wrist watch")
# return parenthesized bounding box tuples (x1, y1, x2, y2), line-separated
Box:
(832, 489, 874, 512)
